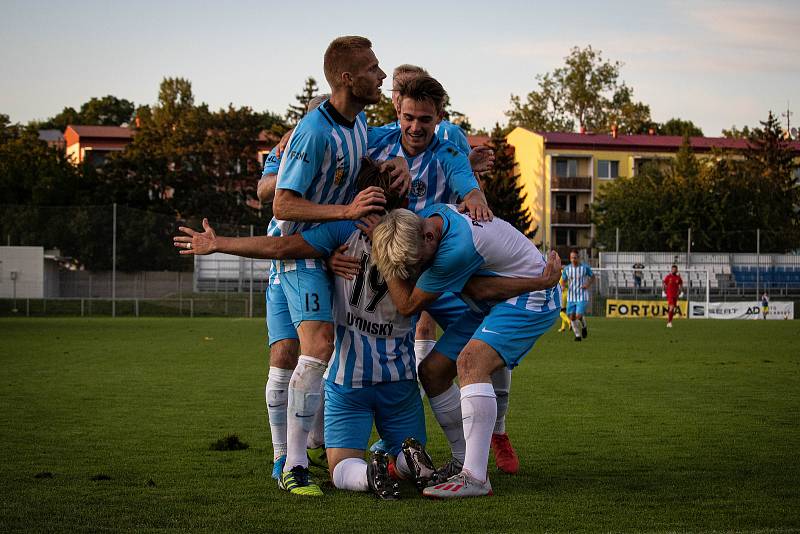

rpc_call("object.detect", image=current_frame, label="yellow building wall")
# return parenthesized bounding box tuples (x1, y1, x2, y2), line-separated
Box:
(506, 128, 545, 244)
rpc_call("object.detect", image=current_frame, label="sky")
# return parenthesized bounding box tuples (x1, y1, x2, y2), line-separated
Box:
(1, 0, 798, 136)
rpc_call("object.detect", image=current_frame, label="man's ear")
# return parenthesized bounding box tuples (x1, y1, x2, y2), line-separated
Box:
(435, 109, 445, 124)
(424, 230, 435, 243)
(341, 71, 353, 88)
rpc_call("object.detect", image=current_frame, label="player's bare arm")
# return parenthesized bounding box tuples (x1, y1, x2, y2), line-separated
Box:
(325, 244, 361, 280)
(273, 186, 386, 222)
(468, 145, 495, 174)
(257, 174, 277, 203)
(462, 250, 562, 301)
(384, 276, 441, 316)
(458, 188, 493, 222)
(174, 218, 322, 260)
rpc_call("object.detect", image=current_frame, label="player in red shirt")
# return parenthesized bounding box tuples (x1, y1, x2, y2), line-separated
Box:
(663, 264, 684, 328)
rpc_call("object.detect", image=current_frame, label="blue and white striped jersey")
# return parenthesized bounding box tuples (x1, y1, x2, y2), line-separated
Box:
(302, 221, 416, 389)
(435, 120, 471, 155)
(415, 204, 560, 314)
(262, 146, 282, 284)
(367, 127, 479, 213)
(275, 100, 368, 272)
(381, 119, 471, 156)
(562, 263, 594, 303)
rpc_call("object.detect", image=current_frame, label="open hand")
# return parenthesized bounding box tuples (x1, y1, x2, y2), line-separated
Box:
(174, 218, 217, 255)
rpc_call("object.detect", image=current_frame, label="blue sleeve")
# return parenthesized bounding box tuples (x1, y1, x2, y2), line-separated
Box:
(262, 147, 281, 176)
(367, 125, 397, 150)
(585, 265, 594, 277)
(439, 144, 479, 200)
(561, 268, 568, 281)
(417, 243, 483, 294)
(443, 123, 471, 155)
(301, 221, 357, 255)
(276, 122, 327, 196)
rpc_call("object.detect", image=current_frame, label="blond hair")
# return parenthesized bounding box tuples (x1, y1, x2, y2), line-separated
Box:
(324, 36, 372, 89)
(307, 93, 330, 112)
(371, 209, 423, 280)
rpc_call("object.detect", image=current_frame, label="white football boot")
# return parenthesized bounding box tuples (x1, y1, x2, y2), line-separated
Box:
(422, 471, 493, 499)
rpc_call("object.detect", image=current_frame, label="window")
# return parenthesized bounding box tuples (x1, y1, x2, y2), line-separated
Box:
(597, 160, 619, 179)
(555, 228, 577, 246)
(555, 158, 578, 177)
(554, 194, 578, 212)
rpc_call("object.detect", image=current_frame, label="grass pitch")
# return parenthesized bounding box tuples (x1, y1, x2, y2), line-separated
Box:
(0, 317, 798, 532)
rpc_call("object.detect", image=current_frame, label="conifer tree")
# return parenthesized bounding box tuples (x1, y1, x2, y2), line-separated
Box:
(286, 77, 319, 125)
(482, 124, 535, 238)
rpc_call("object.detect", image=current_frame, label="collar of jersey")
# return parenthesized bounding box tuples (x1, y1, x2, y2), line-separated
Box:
(323, 101, 356, 129)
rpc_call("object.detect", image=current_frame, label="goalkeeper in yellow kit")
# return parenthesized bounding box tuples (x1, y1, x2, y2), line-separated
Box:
(558, 278, 570, 332)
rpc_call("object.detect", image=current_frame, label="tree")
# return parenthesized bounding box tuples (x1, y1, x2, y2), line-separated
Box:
(78, 95, 135, 125)
(286, 77, 319, 125)
(592, 112, 800, 253)
(657, 118, 703, 137)
(741, 111, 800, 251)
(364, 93, 396, 126)
(482, 124, 535, 238)
(722, 125, 753, 139)
(33, 95, 134, 130)
(506, 46, 651, 134)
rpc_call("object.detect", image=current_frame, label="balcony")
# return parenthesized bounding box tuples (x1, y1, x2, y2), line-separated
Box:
(552, 210, 591, 225)
(551, 176, 592, 191)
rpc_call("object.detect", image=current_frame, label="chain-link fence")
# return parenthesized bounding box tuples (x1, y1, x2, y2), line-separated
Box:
(1, 204, 270, 317)
(2, 206, 798, 318)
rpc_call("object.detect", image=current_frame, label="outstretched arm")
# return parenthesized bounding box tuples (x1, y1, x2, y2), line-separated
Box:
(173, 218, 322, 260)
(461, 250, 562, 302)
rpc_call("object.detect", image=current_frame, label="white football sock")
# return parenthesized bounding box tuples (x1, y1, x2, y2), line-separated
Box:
(491, 366, 512, 434)
(266, 366, 292, 459)
(429, 384, 466, 462)
(395, 449, 413, 479)
(414, 339, 437, 370)
(332, 457, 368, 491)
(580, 316, 587, 328)
(284, 355, 327, 471)
(461, 382, 497, 483)
(572, 320, 581, 337)
(306, 378, 325, 449)
(414, 339, 437, 397)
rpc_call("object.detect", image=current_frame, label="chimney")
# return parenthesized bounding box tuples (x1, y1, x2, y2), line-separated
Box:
(648, 127, 655, 136)
(135, 116, 141, 128)
(580, 125, 586, 134)
(611, 123, 618, 139)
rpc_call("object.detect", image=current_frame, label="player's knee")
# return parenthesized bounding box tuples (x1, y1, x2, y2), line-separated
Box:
(269, 339, 299, 369)
(419, 352, 455, 395)
(300, 323, 334, 359)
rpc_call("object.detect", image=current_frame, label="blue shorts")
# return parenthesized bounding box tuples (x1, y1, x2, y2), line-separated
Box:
(324, 379, 426, 457)
(278, 268, 333, 327)
(566, 300, 588, 316)
(434, 304, 559, 369)
(425, 292, 470, 331)
(266, 283, 298, 346)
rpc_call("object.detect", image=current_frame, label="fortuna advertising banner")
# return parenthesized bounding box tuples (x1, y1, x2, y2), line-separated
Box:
(606, 299, 687, 319)
(689, 301, 795, 320)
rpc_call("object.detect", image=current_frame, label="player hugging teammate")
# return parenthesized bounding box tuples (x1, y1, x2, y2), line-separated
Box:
(175, 35, 562, 500)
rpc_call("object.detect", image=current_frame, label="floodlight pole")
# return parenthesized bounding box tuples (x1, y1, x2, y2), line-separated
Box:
(756, 228, 760, 300)
(112, 203, 117, 318)
(615, 227, 619, 300)
(249, 224, 254, 319)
